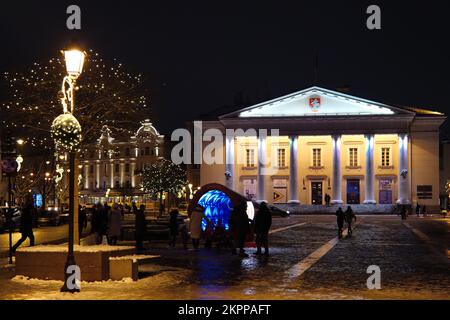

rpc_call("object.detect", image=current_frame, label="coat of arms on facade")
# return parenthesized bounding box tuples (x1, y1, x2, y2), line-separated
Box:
(309, 96, 321, 112)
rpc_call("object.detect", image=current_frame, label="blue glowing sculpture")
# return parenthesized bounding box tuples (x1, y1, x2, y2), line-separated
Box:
(198, 190, 233, 231)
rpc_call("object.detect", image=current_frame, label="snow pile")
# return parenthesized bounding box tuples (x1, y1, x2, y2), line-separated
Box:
(12, 275, 134, 285)
(109, 255, 160, 262)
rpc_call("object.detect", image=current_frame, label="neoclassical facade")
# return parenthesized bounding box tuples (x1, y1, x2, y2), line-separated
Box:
(192, 87, 446, 210)
(75, 119, 165, 204)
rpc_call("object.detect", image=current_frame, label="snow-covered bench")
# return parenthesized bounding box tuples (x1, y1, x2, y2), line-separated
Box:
(109, 255, 160, 281)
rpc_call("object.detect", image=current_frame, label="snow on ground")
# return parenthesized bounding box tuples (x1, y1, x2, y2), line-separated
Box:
(17, 245, 135, 253)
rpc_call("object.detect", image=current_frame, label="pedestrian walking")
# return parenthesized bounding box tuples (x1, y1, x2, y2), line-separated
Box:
(254, 201, 272, 256)
(229, 200, 250, 257)
(135, 204, 147, 251)
(180, 219, 190, 250)
(99, 202, 109, 243)
(108, 203, 122, 245)
(336, 207, 345, 238)
(400, 205, 407, 220)
(345, 206, 356, 235)
(12, 196, 35, 252)
(416, 203, 421, 217)
(189, 205, 210, 250)
(78, 205, 88, 240)
(91, 203, 103, 244)
(422, 205, 427, 217)
(168, 209, 179, 247)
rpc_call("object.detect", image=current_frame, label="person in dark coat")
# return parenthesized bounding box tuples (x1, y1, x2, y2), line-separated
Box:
(91, 203, 103, 244)
(168, 209, 179, 247)
(12, 196, 35, 252)
(100, 202, 110, 243)
(78, 205, 88, 240)
(415, 203, 421, 217)
(336, 207, 345, 238)
(345, 206, 356, 235)
(400, 205, 407, 220)
(135, 204, 147, 251)
(229, 200, 250, 257)
(254, 201, 272, 256)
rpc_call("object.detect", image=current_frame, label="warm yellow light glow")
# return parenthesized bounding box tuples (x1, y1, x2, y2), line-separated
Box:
(188, 184, 193, 189)
(64, 49, 85, 78)
(45, 172, 50, 177)
(16, 139, 24, 145)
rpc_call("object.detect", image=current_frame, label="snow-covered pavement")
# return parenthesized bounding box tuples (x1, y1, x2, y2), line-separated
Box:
(0, 215, 449, 300)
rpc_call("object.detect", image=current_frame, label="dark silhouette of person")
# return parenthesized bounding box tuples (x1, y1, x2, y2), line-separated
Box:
(12, 196, 35, 252)
(325, 194, 331, 207)
(229, 200, 250, 257)
(254, 201, 272, 256)
(91, 203, 103, 244)
(168, 209, 179, 247)
(135, 204, 147, 251)
(336, 207, 345, 238)
(400, 205, 407, 220)
(345, 206, 356, 235)
(415, 203, 421, 217)
(78, 205, 88, 240)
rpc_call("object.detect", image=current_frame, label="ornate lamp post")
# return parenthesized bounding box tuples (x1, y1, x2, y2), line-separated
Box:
(51, 48, 85, 293)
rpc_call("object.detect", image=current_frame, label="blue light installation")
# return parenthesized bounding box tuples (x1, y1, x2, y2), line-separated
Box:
(197, 190, 233, 231)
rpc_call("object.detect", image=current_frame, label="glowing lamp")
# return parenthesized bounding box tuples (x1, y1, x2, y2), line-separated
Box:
(64, 49, 85, 79)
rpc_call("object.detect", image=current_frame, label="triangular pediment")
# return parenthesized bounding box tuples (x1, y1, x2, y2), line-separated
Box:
(220, 87, 413, 119)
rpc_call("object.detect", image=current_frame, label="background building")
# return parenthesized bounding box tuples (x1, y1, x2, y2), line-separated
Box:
(58, 119, 165, 206)
(189, 86, 446, 213)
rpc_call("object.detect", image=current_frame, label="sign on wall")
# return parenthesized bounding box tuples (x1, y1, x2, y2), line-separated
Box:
(243, 179, 257, 201)
(273, 179, 287, 203)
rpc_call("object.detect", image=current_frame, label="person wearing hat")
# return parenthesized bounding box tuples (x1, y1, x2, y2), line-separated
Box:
(189, 204, 210, 250)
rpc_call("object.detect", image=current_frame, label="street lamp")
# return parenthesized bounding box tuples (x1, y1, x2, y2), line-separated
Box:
(51, 47, 85, 293)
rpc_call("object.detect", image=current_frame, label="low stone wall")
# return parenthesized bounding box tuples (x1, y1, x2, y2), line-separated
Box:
(15, 245, 135, 282)
(274, 204, 396, 215)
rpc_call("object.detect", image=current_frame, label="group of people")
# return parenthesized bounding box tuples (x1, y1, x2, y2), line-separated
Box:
(335, 206, 356, 238)
(167, 201, 272, 257)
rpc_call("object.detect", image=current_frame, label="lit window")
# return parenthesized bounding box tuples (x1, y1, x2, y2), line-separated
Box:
(349, 148, 358, 167)
(381, 147, 390, 167)
(277, 148, 286, 167)
(312, 148, 321, 167)
(246, 149, 255, 167)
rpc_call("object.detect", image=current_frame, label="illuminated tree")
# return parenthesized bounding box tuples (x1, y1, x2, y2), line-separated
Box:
(141, 159, 187, 216)
(1, 50, 150, 153)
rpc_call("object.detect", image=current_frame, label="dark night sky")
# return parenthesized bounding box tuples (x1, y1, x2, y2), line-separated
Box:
(1, 1, 449, 135)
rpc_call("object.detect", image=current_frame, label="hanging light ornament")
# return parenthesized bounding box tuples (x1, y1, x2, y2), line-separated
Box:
(51, 113, 82, 152)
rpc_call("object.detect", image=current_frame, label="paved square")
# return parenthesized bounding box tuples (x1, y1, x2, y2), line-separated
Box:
(0, 215, 448, 299)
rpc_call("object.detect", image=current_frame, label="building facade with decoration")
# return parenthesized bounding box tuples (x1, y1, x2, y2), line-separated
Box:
(190, 86, 446, 212)
(59, 119, 165, 205)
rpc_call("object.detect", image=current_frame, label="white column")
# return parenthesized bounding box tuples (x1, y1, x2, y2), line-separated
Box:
(331, 134, 343, 204)
(397, 133, 410, 204)
(84, 164, 89, 189)
(110, 163, 114, 187)
(288, 135, 300, 203)
(95, 162, 100, 189)
(120, 163, 125, 187)
(131, 162, 136, 187)
(257, 134, 267, 202)
(225, 134, 235, 190)
(364, 134, 376, 204)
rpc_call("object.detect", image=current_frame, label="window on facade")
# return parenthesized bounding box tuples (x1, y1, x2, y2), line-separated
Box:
(140, 149, 144, 156)
(89, 165, 94, 174)
(246, 149, 255, 167)
(417, 185, 432, 199)
(312, 148, 321, 167)
(125, 147, 130, 156)
(125, 163, 130, 173)
(115, 181, 120, 189)
(104, 164, 107, 175)
(145, 147, 150, 155)
(277, 148, 286, 167)
(115, 164, 120, 173)
(381, 147, 390, 167)
(349, 148, 358, 167)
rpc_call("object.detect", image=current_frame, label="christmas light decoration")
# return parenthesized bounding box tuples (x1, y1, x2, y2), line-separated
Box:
(51, 113, 82, 152)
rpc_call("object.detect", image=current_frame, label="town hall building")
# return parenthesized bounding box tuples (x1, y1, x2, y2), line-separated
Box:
(190, 87, 446, 212)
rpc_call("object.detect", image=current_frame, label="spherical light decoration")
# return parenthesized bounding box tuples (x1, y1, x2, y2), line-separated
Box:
(51, 113, 82, 152)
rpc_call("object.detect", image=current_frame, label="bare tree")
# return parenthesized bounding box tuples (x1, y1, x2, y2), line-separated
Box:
(1, 50, 151, 154)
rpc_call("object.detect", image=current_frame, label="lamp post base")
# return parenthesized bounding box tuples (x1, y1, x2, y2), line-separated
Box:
(60, 254, 80, 293)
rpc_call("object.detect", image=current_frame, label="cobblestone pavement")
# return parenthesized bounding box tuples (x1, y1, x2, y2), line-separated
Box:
(0, 215, 448, 300)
